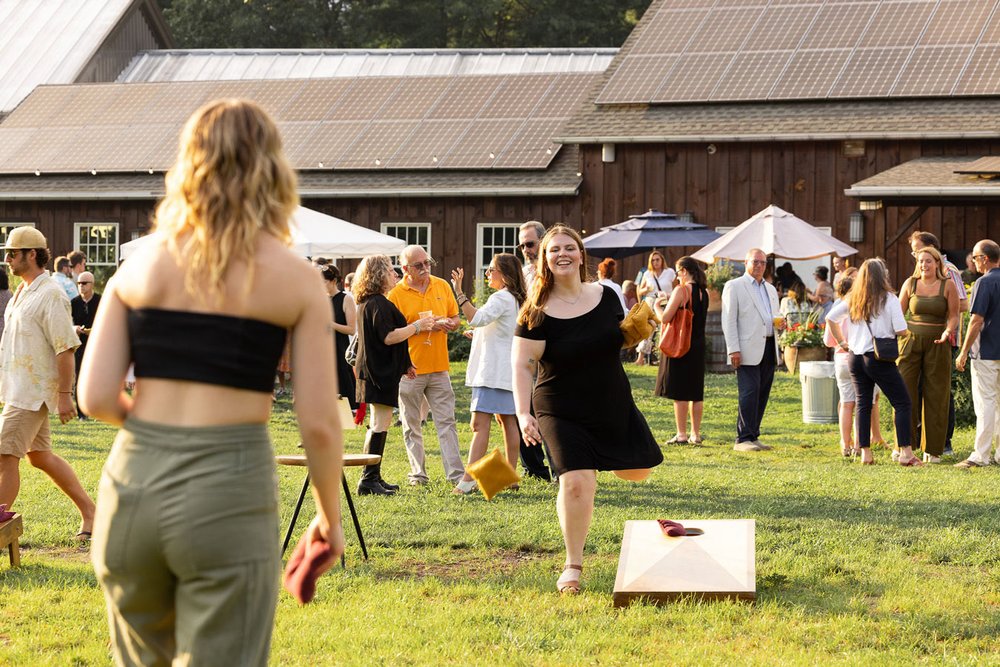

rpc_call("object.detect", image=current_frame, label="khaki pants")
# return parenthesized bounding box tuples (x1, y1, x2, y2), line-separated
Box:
(897, 331, 951, 456)
(970, 359, 1000, 464)
(91, 418, 280, 667)
(398, 372, 464, 484)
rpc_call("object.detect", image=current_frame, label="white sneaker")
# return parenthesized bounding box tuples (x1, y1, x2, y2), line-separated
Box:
(734, 441, 764, 452)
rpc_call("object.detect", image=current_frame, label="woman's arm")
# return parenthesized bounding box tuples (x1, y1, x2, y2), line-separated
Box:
(78, 279, 134, 425)
(290, 281, 345, 560)
(331, 292, 356, 336)
(937, 279, 960, 345)
(636, 274, 652, 299)
(512, 336, 545, 446)
(898, 278, 912, 313)
(450, 267, 479, 322)
(653, 284, 686, 323)
(384, 315, 434, 345)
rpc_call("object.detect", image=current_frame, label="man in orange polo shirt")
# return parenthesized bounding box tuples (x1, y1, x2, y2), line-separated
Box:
(388, 245, 465, 486)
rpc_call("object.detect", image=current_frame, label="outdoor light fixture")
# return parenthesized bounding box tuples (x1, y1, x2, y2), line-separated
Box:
(859, 200, 882, 211)
(602, 143, 616, 162)
(706, 144, 717, 155)
(849, 212, 864, 242)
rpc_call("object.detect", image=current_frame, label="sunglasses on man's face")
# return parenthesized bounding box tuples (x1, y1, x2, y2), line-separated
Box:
(518, 241, 537, 250)
(77, 281, 92, 285)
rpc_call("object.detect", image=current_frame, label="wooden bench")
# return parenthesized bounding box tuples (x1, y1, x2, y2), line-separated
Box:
(0, 514, 22, 568)
(276, 453, 380, 565)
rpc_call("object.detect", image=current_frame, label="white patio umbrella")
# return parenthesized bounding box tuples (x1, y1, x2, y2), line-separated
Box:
(691, 205, 858, 263)
(120, 206, 406, 260)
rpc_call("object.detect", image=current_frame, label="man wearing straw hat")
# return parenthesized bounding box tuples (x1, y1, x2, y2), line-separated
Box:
(0, 226, 95, 540)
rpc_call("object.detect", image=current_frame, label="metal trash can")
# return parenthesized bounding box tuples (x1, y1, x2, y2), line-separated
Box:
(799, 361, 839, 424)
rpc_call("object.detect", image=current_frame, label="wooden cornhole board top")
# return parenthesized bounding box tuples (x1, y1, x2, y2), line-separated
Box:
(613, 519, 755, 607)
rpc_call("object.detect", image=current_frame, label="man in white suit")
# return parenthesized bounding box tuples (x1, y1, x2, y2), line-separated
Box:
(722, 248, 781, 452)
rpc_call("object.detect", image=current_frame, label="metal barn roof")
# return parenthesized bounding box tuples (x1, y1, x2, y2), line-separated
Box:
(118, 48, 618, 83)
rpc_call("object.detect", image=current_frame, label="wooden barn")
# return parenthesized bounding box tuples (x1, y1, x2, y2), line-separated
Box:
(2, 0, 1000, 287)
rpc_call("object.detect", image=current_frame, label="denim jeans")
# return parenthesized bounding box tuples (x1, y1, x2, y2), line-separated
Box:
(849, 352, 912, 449)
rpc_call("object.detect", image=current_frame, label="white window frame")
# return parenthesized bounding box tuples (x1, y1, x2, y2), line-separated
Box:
(714, 225, 832, 291)
(0, 223, 35, 265)
(73, 222, 120, 267)
(475, 222, 521, 279)
(380, 222, 432, 266)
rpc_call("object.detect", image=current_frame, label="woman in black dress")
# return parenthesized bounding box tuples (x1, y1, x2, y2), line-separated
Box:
(353, 255, 435, 496)
(513, 224, 663, 594)
(654, 256, 709, 444)
(321, 264, 358, 409)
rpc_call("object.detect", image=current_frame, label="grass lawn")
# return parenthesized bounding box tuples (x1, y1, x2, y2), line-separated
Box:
(2, 363, 1000, 666)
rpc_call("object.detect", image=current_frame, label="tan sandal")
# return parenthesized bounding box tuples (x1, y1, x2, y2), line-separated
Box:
(557, 564, 583, 594)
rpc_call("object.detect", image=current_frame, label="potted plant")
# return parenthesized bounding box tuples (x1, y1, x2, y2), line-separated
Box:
(778, 309, 829, 374)
(705, 260, 737, 312)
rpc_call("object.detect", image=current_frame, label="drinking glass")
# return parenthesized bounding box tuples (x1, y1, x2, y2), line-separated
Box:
(419, 310, 434, 345)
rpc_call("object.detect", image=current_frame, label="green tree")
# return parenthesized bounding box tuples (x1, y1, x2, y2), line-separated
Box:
(157, 0, 651, 49)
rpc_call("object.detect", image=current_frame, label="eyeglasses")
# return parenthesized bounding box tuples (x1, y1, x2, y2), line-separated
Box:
(77, 281, 92, 285)
(748, 260, 767, 266)
(405, 259, 436, 270)
(485, 266, 498, 274)
(4, 249, 25, 258)
(973, 254, 987, 262)
(517, 241, 537, 251)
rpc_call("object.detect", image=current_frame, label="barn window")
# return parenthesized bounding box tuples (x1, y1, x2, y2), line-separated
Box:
(0, 223, 35, 265)
(73, 223, 119, 266)
(476, 223, 521, 279)
(380, 223, 432, 266)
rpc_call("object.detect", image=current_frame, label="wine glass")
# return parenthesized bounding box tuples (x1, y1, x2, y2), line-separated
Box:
(419, 310, 434, 345)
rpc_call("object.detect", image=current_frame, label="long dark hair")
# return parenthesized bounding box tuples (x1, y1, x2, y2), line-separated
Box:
(492, 253, 527, 306)
(675, 256, 706, 288)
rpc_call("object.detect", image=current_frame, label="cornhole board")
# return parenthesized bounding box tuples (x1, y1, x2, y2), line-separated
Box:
(613, 519, 755, 607)
(1, 513, 22, 568)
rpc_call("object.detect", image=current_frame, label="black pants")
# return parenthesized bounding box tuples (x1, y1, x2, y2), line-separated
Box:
(850, 352, 912, 449)
(735, 338, 776, 443)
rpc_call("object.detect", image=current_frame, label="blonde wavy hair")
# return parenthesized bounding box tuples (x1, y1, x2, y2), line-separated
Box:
(848, 258, 895, 323)
(153, 98, 298, 304)
(518, 224, 588, 330)
(352, 255, 394, 303)
(910, 245, 948, 281)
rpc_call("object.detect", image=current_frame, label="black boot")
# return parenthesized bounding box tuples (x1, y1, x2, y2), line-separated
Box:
(358, 430, 395, 496)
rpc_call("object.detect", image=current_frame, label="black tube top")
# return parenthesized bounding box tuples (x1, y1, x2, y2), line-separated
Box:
(128, 308, 287, 393)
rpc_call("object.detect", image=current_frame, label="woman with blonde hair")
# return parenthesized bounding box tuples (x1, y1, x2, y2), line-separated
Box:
(353, 255, 434, 495)
(826, 259, 922, 466)
(896, 245, 960, 462)
(450, 252, 528, 494)
(80, 99, 346, 664)
(635, 249, 675, 365)
(513, 224, 662, 594)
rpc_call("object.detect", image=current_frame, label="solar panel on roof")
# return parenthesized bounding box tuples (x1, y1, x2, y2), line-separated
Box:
(597, 0, 1000, 105)
(892, 46, 973, 96)
(290, 121, 367, 168)
(427, 76, 505, 120)
(919, 0, 995, 45)
(335, 121, 419, 169)
(954, 45, 1000, 95)
(480, 75, 556, 118)
(711, 51, 793, 101)
(534, 73, 594, 116)
(377, 77, 452, 120)
(327, 78, 403, 121)
(249, 79, 317, 118)
(0, 86, 79, 128)
(280, 79, 350, 121)
(652, 53, 736, 103)
(438, 119, 514, 168)
(492, 119, 563, 169)
(384, 119, 470, 168)
(770, 48, 852, 99)
(831, 47, 912, 98)
(596, 56, 679, 104)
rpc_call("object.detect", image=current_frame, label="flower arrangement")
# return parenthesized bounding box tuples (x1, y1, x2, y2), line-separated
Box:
(778, 309, 826, 348)
(706, 259, 738, 294)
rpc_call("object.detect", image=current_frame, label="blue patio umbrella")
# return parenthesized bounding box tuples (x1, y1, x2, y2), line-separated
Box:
(583, 210, 722, 259)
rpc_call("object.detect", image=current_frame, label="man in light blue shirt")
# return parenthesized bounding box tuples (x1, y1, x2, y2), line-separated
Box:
(51, 256, 78, 300)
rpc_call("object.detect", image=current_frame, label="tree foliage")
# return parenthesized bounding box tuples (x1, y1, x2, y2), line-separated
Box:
(157, 0, 651, 49)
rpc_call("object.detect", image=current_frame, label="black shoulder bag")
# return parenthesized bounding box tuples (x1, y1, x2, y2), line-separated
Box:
(864, 319, 898, 362)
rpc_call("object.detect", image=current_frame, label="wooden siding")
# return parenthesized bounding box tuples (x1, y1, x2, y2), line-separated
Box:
(578, 140, 1000, 286)
(76, 2, 171, 84)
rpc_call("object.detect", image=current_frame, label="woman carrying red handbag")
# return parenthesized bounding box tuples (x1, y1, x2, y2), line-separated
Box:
(654, 257, 710, 445)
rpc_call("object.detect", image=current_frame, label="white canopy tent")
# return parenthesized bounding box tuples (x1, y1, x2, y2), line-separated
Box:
(120, 206, 406, 260)
(691, 205, 858, 263)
